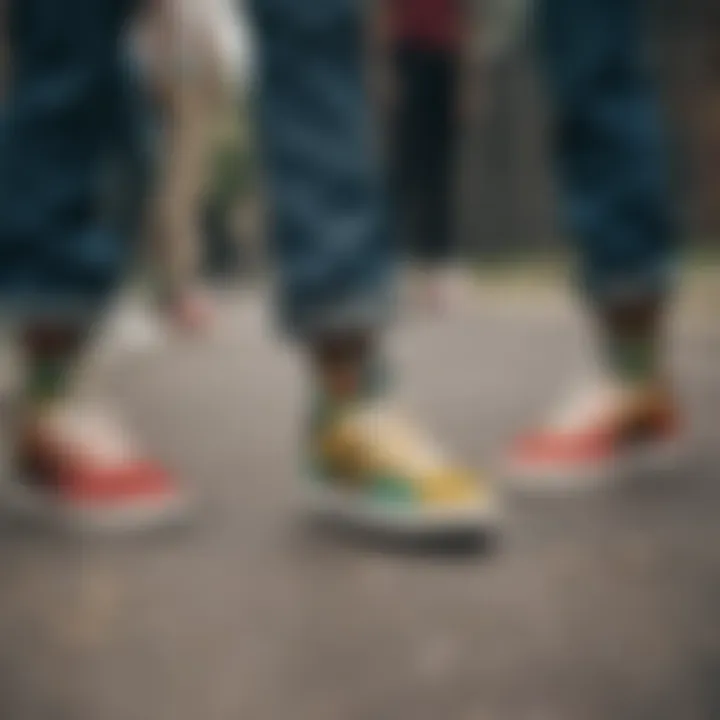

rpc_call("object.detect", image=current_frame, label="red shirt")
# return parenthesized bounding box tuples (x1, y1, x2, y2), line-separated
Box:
(389, 0, 463, 51)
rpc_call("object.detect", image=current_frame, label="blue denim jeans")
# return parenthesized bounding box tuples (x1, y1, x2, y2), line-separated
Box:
(537, 0, 677, 305)
(106, 53, 157, 254)
(249, 0, 392, 335)
(0, 0, 139, 321)
(0, 0, 392, 334)
(0, 0, 674, 329)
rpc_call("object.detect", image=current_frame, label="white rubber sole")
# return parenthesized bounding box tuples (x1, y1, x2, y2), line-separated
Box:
(504, 436, 685, 494)
(0, 478, 193, 534)
(303, 480, 501, 537)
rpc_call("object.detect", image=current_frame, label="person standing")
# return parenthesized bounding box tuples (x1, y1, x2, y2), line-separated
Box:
(135, 0, 245, 332)
(505, 0, 682, 488)
(377, 0, 478, 309)
(0, 0, 498, 535)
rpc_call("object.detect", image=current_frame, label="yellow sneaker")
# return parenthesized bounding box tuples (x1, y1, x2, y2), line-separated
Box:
(306, 400, 499, 536)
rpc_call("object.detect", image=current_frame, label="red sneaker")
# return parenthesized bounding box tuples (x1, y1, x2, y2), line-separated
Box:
(5, 405, 191, 532)
(504, 380, 683, 491)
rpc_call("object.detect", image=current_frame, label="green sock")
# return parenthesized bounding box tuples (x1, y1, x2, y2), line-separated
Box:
(21, 326, 87, 406)
(605, 333, 659, 385)
(310, 351, 392, 440)
(319, 355, 389, 404)
(25, 353, 78, 404)
(600, 298, 664, 386)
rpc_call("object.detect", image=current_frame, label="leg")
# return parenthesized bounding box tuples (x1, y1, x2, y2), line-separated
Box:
(250, 0, 392, 336)
(0, 0, 135, 321)
(146, 3, 237, 331)
(390, 46, 428, 265)
(538, 0, 676, 305)
(415, 49, 459, 270)
(389, 46, 438, 310)
(506, 0, 682, 490)
(151, 69, 219, 332)
(250, 0, 498, 536)
(0, 0, 187, 531)
(411, 48, 463, 311)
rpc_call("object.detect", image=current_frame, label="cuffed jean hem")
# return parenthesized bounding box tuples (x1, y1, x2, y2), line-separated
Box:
(581, 257, 677, 309)
(280, 281, 396, 341)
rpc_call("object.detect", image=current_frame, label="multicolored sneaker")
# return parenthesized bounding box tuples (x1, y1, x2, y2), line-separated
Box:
(3, 404, 191, 532)
(504, 380, 683, 490)
(306, 399, 499, 536)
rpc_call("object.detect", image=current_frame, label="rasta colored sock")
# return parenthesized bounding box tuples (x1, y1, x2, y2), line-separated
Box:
(604, 332, 660, 386)
(310, 334, 391, 428)
(21, 325, 87, 406)
(308, 351, 391, 470)
(25, 353, 78, 404)
(316, 354, 390, 406)
(600, 298, 664, 387)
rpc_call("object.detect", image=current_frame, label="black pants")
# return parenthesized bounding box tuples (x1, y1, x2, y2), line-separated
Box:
(390, 45, 460, 266)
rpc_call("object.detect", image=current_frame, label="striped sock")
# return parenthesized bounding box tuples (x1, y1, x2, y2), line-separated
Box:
(605, 333, 659, 385)
(21, 326, 87, 405)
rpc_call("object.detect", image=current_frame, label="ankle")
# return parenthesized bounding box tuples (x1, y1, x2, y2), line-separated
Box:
(605, 335, 662, 388)
(599, 299, 666, 388)
(311, 333, 379, 400)
(19, 323, 88, 407)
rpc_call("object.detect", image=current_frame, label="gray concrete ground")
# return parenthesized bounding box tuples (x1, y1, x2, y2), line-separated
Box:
(0, 280, 718, 720)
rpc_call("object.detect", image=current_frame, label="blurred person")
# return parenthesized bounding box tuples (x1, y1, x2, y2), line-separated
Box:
(96, 1, 248, 353)
(0, 0, 498, 535)
(133, 0, 246, 333)
(373, 0, 480, 310)
(505, 0, 682, 488)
